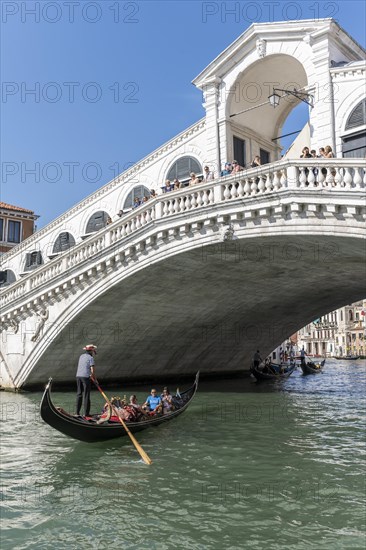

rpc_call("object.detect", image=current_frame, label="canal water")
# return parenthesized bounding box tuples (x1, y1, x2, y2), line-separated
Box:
(1, 359, 365, 549)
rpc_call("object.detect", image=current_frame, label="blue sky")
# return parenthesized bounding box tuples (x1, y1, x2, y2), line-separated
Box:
(1, 1, 365, 228)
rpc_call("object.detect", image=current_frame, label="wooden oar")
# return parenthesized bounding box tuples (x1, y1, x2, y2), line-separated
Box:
(92, 377, 152, 465)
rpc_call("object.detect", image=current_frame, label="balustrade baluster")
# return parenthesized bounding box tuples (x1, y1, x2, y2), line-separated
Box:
(186, 195, 191, 210)
(203, 190, 209, 205)
(353, 167, 363, 189)
(244, 179, 251, 196)
(307, 168, 315, 188)
(196, 192, 203, 207)
(299, 167, 307, 188)
(280, 170, 287, 188)
(334, 167, 343, 188)
(258, 175, 265, 193)
(231, 183, 238, 199)
(223, 184, 231, 200)
(273, 172, 281, 191)
(191, 193, 197, 208)
(237, 180, 244, 197)
(265, 172, 273, 192)
(169, 200, 175, 215)
(178, 197, 184, 212)
(163, 201, 169, 216)
(146, 209, 152, 223)
(250, 179, 258, 195)
(343, 167, 352, 189)
(317, 168, 325, 188)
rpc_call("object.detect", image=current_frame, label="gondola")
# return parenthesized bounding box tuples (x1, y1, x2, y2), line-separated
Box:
(250, 362, 296, 381)
(300, 359, 325, 375)
(334, 355, 360, 360)
(40, 373, 199, 442)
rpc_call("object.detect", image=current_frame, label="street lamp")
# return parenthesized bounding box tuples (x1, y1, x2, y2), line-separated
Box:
(268, 88, 314, 108)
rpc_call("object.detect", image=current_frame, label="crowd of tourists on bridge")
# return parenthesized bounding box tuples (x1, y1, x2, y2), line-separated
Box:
(300, 145, 334, 159)
(114, 145, 337, 218)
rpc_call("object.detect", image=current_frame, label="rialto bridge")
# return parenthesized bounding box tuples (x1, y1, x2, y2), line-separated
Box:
(0, 159, 365, 389)
(1, 18, 365, 388)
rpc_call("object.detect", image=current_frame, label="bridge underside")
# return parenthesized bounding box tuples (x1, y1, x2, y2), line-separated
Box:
(25, 234, 365, 388)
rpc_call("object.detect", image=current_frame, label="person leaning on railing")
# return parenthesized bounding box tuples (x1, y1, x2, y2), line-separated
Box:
(232, 160, 243, 172)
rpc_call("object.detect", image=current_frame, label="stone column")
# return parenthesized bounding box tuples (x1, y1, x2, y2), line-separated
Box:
(202, 76, 222, 177)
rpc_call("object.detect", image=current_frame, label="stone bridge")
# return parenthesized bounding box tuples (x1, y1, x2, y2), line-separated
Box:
(1, 158, 365, 389)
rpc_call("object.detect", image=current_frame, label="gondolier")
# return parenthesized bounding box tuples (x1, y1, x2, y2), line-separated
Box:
(300, 346, 307, 367)
(252, 350, 262, 369)
(75, 344, 97, 417)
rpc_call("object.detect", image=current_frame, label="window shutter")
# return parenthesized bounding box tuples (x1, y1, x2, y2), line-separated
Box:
(36, 251, 43, 266)
(25, 253, 32, 268)
(345, 99, 366, 130)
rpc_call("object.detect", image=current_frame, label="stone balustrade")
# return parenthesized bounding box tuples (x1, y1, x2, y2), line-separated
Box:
(0, 158, 365, 315)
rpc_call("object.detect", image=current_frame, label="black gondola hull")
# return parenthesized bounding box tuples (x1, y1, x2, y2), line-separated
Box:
(250, 363, 296, 381)
(40, 374, 199, 442)
(300, 360, 325, 375)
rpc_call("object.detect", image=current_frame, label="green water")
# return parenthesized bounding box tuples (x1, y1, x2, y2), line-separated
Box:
(1, 360, 365, 549)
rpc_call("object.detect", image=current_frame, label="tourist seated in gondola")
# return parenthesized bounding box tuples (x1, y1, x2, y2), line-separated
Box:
(142, 389, 162, 415)
(127, 395, 146, 420)
(161, 387, 175, 413)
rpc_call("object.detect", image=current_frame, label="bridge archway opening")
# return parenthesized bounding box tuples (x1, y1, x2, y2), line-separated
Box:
(227, 54, 309, 162)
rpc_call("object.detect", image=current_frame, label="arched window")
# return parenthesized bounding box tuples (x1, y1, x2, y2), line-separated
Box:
(123, 186, 150, 210)
(53, 232, 76, 254)
(345, 99, 366, 130)
(85, 211, 109, 234)
(166, 156, 202, 185)
(342, 99, 366, 158)
(0, 269, 16, 287)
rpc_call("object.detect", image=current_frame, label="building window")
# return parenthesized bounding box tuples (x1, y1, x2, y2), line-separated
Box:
(345, 99, 366, 130)
(53, 232, 76, 253)
(85, 211, 110, 233)
(24, 251, 43, 271)
(259, 149, 270, 165)
(166, 157, 202, 186)
(0, 269, 16, 287)
(233, 136, 246, 168)
(0, 218, 4, 241)
(123, 186, 150, 210)
(8, 220, 21, 243)
(342, 99, 366, 158)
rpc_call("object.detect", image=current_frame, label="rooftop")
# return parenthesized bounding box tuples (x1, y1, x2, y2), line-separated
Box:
(0, 202, 37, 215)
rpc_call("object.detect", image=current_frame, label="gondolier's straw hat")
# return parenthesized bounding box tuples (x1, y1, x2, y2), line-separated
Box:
(83, 344, 97, 353)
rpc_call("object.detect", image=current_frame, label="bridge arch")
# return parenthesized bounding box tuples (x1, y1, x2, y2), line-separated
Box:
(11, 208, 366, 388)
